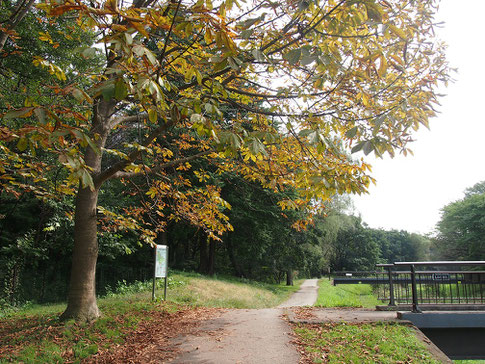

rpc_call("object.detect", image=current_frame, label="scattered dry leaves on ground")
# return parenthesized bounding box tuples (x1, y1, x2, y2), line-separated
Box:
(0, 303, 222, 363)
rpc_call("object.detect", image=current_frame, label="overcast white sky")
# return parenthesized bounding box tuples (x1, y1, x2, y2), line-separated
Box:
(352, 0, 485, 236)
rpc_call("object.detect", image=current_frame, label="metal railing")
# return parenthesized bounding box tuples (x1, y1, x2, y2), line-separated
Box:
(376, 261, 485, 313)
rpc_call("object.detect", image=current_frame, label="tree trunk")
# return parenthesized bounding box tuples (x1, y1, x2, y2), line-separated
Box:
(198, 231, 208, 274)
(286, 269, 293, 286)
(9, 260, 20, 305)
(60, 186, 101, 322)
(60, 98, 113, 322)
(225, 235, 245, 277)
(183, 237, 190, 264)
(208, 239, 215, 276)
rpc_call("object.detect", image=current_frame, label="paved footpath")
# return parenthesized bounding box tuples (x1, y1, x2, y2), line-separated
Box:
(169, 279, 319, 363)
(278, 278, 318, 308)
(168, 278, 451, 363)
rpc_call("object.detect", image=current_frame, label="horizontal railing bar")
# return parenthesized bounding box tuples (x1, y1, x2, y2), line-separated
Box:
(333, 271, 384, 275)
(394, 271, 485, 274)
(394, 261, 485, 266)
(333, 277, 463, 284)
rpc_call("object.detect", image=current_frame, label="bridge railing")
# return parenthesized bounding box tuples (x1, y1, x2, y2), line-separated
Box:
(377, 261, 485, 312)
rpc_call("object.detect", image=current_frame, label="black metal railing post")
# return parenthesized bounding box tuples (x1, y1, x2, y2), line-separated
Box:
(410, 264, 422, 313)
(387, 265, 396, 306)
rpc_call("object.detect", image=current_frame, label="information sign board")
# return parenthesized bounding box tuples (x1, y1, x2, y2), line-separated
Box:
(155, 245, 168, 278)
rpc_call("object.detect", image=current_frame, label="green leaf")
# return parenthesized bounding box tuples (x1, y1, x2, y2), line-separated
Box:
(363, 141, 373, 155)
(148, 108, 158, 123)
(237, 17, 260, 30)
(3, 107, 34, 119)
(100, 82, 115, 101)
(71, 88, 85, 102)
(227, 57, 239, 70)
(84, 134, 100, 154)
(124, 33, 133, 45)
(240, 29, 253, 39)
(81, 47, 97, 59)
(248, 137, 267, 156)
(214, 59, 228, 72)
(133, 45, 145, 57)
(17, 137, 28, 151)
(300, 55, 316, 66)
(298, 129, 312, 137)
(33, 108, 46, 123)
(228, 133, 241, 149)
(351, 141, 365, 154)
(81, 170, 95, 191)
(251, 49, 265, 62)
(145, 49, 158, 65)
(365, 3, 383, 23)
(374, 115, 385, 128)
(389, 24, 407, 40)
(345, 126, 358, 139)
(114, 78, 128, 100)
(284, 48, 301, 66)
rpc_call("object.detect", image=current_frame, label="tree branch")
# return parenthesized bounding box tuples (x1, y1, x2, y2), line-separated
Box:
(111, 149, 213, 180)
(94, 117, 176, 187)
(108, 113, 147, 129)
(0, 0, 35, 52)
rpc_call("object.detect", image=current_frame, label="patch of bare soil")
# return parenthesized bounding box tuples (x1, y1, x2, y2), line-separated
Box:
(291, 307, 317, 321)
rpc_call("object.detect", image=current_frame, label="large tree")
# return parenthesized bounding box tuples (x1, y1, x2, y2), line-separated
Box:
(1, 0, 449, 321)
(434, 181, 485, 261)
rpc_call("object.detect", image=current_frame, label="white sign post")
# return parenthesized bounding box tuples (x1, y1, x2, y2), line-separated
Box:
(152, 245, 168, 301)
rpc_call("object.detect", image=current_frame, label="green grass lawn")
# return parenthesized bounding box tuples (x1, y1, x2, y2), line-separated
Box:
(0, 271, 302, 363)
(314, 278, 381, 308)
(296, 279, 444, 363)
(1, 271, 301, 320)
(0, 295, 166, 363)
(293, 322, 441, 364)
(161, 271, 302, 308)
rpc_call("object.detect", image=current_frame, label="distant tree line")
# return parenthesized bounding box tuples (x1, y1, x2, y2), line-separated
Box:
(5, 178, 483, 309)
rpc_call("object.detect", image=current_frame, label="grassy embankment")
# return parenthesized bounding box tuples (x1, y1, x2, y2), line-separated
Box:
(292, 278, 444, 363)
(0, 271, 301, 363)
(314, 278, 381, 308)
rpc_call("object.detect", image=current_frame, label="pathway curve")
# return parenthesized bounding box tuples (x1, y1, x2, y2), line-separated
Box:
(169, 279, 319, 363)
